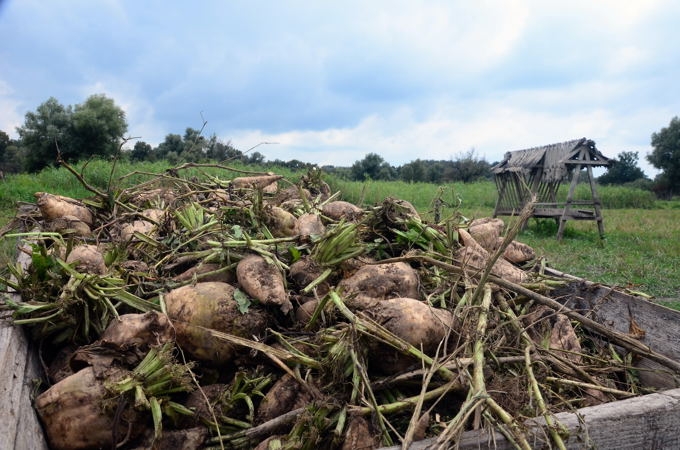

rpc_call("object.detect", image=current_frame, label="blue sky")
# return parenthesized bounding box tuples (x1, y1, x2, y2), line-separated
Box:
(2, 1, 679, 176)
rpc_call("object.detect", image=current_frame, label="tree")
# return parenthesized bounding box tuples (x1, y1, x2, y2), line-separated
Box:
(0, 131, 23, 174)
(0, 130, 9, 166)
(16, 97, 72, 172)
(598, 151, 646, 185)
(70, 94, 128, 161)
(130, 141, 153, 162)
(350, 153, 393, 181)
(399, 159, 426, 182)
(181, 127, 206, 162)
(16, 94, 127, 172)
(244, 151, 265, 165)
(205, 135, 243, 161)
(649, 117, 680, 196)
(155, 134, 184, 160)
(450, 149, 491, 183)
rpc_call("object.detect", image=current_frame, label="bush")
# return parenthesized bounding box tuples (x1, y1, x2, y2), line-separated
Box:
(623, 178, 654, 192)
(598, 186, 656, 209)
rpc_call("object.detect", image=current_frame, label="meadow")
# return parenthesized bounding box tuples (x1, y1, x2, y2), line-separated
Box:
(0, 160, 678, 300)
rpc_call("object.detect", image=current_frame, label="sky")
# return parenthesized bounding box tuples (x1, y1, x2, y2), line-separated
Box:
(2, 1, 680, 177)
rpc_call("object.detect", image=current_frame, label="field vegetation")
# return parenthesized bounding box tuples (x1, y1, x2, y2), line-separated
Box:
(1, 161, 678, 300)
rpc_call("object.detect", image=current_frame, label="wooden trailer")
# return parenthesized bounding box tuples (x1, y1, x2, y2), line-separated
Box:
(492, 138, 611, 240)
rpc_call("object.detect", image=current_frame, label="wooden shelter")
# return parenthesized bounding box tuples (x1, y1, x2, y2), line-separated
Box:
(492, 138, 611, 240)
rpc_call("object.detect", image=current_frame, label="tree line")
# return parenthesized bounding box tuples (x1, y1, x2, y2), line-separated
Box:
(0, 94, 316, 174)
(1, 94, 679, 197)
(336, 150, 494, 184)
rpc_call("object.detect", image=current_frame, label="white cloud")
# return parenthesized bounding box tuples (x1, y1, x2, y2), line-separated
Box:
(0, 80, 24, 138)
(228, 97, 663, 177)
(1, 0, 677, 179)
(358, 0, 529, 75)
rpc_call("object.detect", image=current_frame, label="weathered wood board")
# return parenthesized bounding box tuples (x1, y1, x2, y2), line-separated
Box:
(548, 269, 680, 389)
(0, 246, 49, 450)
(379, 387, 680, 449)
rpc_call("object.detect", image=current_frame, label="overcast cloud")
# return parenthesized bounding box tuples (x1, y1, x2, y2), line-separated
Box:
(2, 0, 679, 176)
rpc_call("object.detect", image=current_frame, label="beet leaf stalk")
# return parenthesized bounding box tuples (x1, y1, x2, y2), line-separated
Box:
(107, 342, 195, 442)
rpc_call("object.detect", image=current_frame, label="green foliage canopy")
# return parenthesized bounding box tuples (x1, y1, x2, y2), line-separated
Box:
(350, 153, 395, 181)
(130, 141, 153, 162)
(598, 151, 646, 185)
(70, 94, 128, 161)
(205, 135, 242, 161)
(17, 97, 72, 172)
(16, 94, 127, 172)
(0, 130, 9, 166)
(649, 116, 680, 196)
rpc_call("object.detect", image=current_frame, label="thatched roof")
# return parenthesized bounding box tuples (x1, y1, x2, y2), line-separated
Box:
(491, 138, 611, 183)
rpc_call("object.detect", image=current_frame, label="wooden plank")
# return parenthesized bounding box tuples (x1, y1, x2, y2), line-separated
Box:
(0, 245, 49, 450)
(1, 248, 49, 450)
(528, 387, 680, 449)
(0, 323, 49, 450)
(533, 209, 598, 219)
(378, 388, 680, 449)
(550, 279, 680, 361)
(563, 160, 608, 165)
(549, 276, 680, 388)
(497, 206, 599, 220)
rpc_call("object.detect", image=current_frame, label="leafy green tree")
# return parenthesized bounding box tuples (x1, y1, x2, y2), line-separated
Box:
(16, 94, 127, 172)
(283, 159, 311, 170)
(350, 153, 393, 181)
(598, 151, 646, 185)
(70, 94, 127, 161)
(2, 142, 24, 174)
(154, 134, 184, 160)
(449, 149, 491, 183)
(244, 151, 265, 165)
(181, 127, 206, 162)
(0, 131, 21, 175)
(0, 131, 9, 167)
(130, 141, 153, 162)
(16, 97, 73, 172)
(399, 159, 426, 182)
(205, 135, 243, 161)
(649, 117, 680, 196)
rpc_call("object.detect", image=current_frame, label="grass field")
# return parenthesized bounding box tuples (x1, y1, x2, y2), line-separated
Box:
(1, 163, 678, 300)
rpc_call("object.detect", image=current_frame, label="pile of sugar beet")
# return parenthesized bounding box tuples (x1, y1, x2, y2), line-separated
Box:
(0, 164, 658, 450)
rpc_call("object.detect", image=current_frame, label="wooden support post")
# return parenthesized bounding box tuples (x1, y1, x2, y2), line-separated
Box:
(493, 177, 507, 218)
(557, 162, 582, 240)
(586, 160, 606, 240)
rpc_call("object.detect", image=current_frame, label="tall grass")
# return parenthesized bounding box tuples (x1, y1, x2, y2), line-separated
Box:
(565, 184, 656, 209)
(326, 177, 496, 219)
(326, 177, 657, 214)
(520, 210, 680, 298)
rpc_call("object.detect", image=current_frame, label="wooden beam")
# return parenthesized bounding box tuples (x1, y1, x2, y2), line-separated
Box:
(563, 160, 609, 166)
(0, 243, 50, 450)
(378, 387, 680, 450)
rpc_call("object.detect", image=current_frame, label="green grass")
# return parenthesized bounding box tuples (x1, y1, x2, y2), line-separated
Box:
(326, 178, 497, 219)
(519, 211, 680, 298)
